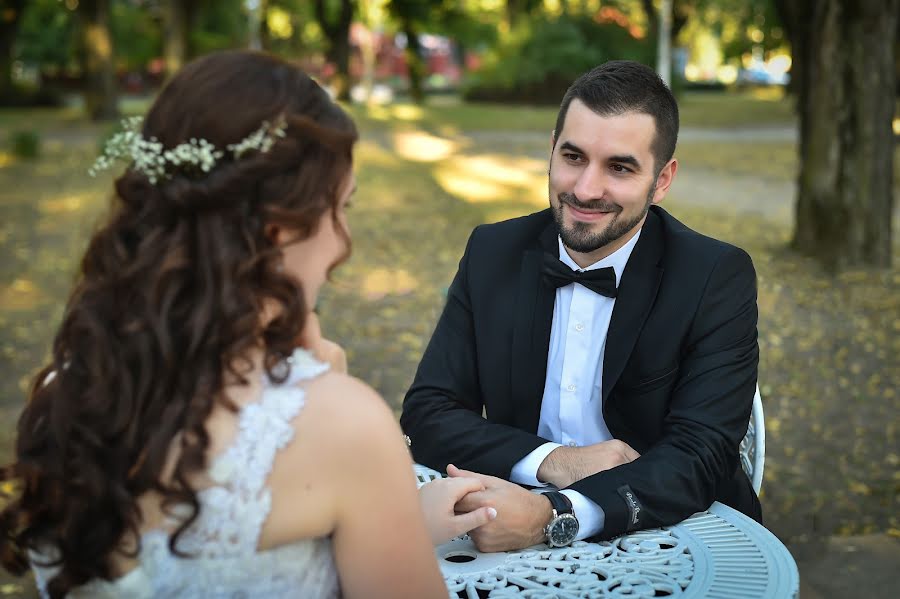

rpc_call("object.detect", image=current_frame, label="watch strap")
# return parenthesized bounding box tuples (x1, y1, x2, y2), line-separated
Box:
(544, 491, 573, 516)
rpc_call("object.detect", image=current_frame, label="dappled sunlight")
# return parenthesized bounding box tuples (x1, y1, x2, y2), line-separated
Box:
(357, 267, 419, 301)
(361, 103, 426, 123)
(390, 104, 425, 122)
(0, 152, 13, 168)
(355, 139, 402, 168)
(392, 130, 459, 163)
(0, 279, 48, 311)
(433, 154, 546, 206)
(748, 87, 786, 101)
(39, 194, 89, 215)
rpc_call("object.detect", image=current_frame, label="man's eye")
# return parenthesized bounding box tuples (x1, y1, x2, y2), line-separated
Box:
(563, 153, 583, 162)
(611, 164, 630, 173)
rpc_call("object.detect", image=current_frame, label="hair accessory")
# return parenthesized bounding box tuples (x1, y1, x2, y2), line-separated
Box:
(89, 115, 288, 184)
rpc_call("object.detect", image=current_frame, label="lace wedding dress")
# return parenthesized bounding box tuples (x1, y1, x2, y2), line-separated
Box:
(31, 349, 341, 598)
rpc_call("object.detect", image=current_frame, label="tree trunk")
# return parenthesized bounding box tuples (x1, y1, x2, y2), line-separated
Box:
(0, 0, 26, 104)
(402, 20, 425, 104)
(773, 0, 814, 104)
(641, 0, 687, 54)
(314, 0, 354, 102)
(260, 0, 273, 51)
(505, 0, 522, 28)
(162, 0, 187, 79)
(78, 0, 118, 121)
(791, 0, 897, 269)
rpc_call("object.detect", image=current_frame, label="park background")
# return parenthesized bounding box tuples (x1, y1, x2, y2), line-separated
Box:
(0, 0, 898, 597)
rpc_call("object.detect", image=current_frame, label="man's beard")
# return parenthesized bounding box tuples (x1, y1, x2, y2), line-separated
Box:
(552, 184, 656, 254)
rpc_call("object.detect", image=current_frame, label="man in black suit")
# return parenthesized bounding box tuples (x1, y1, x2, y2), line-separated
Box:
(400, 60, 761, 552)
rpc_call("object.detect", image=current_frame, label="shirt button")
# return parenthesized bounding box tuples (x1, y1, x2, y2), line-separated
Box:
(574, 322, 585, 332)
(568, 441, 578, 447)
(567, 384, 576, 392)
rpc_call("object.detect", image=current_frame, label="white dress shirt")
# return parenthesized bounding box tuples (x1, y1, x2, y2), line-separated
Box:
(509, 227, 642, 540)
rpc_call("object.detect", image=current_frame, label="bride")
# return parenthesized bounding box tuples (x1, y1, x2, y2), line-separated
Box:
(0, 50, 494, 598)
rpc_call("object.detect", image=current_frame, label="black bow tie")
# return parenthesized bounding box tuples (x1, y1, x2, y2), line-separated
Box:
(542, 252, 617, 298)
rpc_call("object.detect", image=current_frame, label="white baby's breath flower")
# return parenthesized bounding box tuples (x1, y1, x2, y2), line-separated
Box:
(89, 113, 288, 184)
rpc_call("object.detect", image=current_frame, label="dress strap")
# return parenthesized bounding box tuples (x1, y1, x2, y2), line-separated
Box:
(177, 349, 329, 557)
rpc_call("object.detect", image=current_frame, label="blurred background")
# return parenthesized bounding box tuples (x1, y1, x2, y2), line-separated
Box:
(1, 0, 898, 597)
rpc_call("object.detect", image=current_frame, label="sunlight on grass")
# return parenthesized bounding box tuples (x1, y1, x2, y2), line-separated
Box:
(357, 267, 419, 300)
(678, 90, 794, 128)
(354, 139, 403, 168)
(0, 279, 47, 311)
(392, 131, 459, 162)
(39, 194, 88, 214)
(0, 152, 12, 168)
(677, 141, 797, 180)
(748, 87, 787, 101)
(391, 104, 425, 122)
(434, 154, 546, 205)
(357, 102, 426, 123)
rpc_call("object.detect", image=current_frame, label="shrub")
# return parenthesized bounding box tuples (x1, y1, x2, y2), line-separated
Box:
(10, 130, 41, 159)
(463, 14, 654, 105)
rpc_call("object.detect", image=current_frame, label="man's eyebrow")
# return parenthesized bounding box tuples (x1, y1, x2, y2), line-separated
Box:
(609, 154, 642, 170)
(558, 141, 585, 154)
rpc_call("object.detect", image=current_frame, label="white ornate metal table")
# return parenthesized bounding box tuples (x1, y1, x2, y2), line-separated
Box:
(435, 502, 799, 598)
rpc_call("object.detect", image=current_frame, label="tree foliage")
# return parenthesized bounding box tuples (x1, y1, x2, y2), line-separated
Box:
(464, 13, 653, 104)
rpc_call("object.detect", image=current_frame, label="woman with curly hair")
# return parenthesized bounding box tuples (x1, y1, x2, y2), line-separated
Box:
(0, 50, 494, 598)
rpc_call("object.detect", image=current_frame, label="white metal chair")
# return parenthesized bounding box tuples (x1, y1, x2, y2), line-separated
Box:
(740, 384, 766, 494)
(414, 384, 765, 494)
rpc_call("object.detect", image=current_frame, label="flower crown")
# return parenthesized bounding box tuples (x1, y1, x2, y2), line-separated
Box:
(89, 115, 288, 184)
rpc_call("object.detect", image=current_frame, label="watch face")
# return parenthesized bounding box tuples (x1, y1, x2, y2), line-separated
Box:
(548, 513, 579, 546)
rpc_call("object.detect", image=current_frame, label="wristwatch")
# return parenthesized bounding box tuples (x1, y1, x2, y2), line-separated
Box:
(542, 491, 579, 547)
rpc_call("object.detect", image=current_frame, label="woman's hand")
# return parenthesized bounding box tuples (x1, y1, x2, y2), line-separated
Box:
(297, 311, 347, 373)
(418, 468, 498, 545)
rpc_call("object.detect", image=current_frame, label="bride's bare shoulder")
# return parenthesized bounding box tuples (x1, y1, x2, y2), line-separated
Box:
(291, 371, 403, 456)
(260, 371, 408, 545)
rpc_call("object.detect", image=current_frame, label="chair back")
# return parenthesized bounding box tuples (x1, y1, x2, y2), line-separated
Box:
(739, 385, 766, 494)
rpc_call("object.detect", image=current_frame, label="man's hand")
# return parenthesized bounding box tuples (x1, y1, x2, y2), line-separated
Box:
(537, 440, 641, 488)
(447, 465, 552, 553)
(297, 311, 347, 373)
(418, 474, 498, 545)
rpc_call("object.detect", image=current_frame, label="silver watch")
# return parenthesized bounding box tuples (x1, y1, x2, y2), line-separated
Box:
(543, 491, 579, 547)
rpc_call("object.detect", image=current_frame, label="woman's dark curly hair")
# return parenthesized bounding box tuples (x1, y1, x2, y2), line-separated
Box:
(0, 50, 357, 597)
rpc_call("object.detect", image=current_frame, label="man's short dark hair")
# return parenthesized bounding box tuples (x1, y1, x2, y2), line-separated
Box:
(554, 60, 679, 175)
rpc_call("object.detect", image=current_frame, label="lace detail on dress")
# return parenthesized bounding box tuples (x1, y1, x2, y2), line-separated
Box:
(31, 348, 340, 598)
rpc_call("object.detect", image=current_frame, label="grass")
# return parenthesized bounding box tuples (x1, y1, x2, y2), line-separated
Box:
(343, 87, 796, 133)
(677, 86, 795, 128)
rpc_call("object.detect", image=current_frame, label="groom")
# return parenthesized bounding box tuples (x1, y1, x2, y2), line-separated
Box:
(400, 60, 761, 552)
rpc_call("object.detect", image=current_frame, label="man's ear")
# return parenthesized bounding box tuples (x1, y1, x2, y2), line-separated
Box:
(651, 158, 678, 205)
(550, 130, 556, 153)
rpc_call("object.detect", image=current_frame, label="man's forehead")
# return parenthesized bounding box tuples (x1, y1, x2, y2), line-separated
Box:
(557, 101, 655, 156)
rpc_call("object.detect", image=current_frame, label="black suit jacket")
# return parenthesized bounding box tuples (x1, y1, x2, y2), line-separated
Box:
(401, 205, 761, 540)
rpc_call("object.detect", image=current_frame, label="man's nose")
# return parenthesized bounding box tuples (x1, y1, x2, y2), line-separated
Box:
(572, 164, 607, 202)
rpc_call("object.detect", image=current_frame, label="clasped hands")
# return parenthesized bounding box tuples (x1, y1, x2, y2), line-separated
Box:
(444, 439, 640, 552)
(296, 316, 642, 551)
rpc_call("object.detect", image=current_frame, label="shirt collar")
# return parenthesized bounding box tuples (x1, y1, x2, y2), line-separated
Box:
(557, 227, 642, 289)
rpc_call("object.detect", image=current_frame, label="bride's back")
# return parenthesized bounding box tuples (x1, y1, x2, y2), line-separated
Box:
(35, 349, 340, 598)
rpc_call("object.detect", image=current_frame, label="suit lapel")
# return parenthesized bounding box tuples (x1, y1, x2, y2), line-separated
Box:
(510, 220, 558, 433)
(602, 208, 665, 405)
